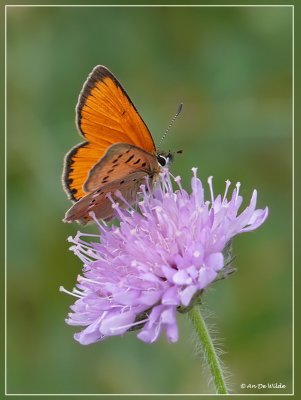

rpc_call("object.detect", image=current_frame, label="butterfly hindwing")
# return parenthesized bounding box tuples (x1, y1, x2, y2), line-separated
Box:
(83, 143, 160, 193)
(63, 65, 156, 201)
(63, 141, 107, 201)
(64, 172, 152, 224)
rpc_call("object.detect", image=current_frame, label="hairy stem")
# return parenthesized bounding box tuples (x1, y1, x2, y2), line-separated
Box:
(188, 306, 228, 394)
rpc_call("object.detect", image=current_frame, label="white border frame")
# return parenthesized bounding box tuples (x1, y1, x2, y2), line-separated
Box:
(4, 4, 294, 397)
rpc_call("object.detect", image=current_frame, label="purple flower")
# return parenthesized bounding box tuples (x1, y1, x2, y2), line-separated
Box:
(61, 169, 268, 345)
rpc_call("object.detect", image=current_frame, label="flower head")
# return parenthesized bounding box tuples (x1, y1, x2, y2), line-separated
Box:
(61, 169, 268, 345)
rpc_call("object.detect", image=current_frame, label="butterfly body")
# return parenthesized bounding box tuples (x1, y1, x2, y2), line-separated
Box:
(63, 65, 171, 224)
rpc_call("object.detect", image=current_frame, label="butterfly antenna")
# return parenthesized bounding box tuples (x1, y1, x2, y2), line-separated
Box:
(158, 102, 183, 148)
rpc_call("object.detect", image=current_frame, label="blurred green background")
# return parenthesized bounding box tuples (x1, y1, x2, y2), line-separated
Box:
(7, 6, 292, 395)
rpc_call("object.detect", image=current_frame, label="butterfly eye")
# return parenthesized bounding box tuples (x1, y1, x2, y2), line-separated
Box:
(157, 152, 174, 167)
(157, 154, 168, 167)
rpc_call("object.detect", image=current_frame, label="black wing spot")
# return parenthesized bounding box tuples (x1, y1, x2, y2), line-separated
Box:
(133, 179, 137, 182)
(125, 154, 134, 163)
(118, 154, 123, 159)
(125, 149, 130, 154)
(96, 189, 104, 194)
(91, 199, 96, 203)
(120, 180, 125, 184)
(141, 162, 146, 167)
(133, 158, 141, 165)
(112, 158, 119, 164)
(102, 176, 109, 182)
(107, 168, 114, 174)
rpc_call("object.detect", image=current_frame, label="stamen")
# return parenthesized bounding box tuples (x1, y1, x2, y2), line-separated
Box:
(72, 288, 85, 296)
(174, 175, 181, 184)
(104, 194, 126, 221)
(79, 233, 102, 238)
(72, 241, 93, 252)
(74, 233, 95, 245)
(59, 286, 82, 298)
(110, 317, 149, 333)
(235, 182, 241, 203)
(71, 248, 95, 265)
(114, 190, 132, 209)
(163, 169, 173, 192)
(74, 243, 100, 259)
(90, 212, 107, 231)
(170, 173, 183, 193)
(222, 180, 231, 204)
(207, 176, 214, 203)
(159, 171, 170, 194)
(78, 275, 103, 286)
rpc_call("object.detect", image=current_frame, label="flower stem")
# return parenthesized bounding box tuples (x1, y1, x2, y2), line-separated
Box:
(188, 306, 228, 394)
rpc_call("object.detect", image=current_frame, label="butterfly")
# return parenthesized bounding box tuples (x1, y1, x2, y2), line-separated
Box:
(62, 65, 175, 224)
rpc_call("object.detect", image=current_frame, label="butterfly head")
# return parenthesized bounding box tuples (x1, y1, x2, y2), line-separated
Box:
(156, 148, 183, 168)
(156, 151, 174, 167)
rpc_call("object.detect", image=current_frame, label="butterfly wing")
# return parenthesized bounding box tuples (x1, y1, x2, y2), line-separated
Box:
(63, 65, 156, 201)
(83, 142, 160, 192)
(64, 172, 152, 224)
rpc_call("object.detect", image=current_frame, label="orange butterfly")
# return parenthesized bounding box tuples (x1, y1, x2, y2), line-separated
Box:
(62, 65, 174, 224)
